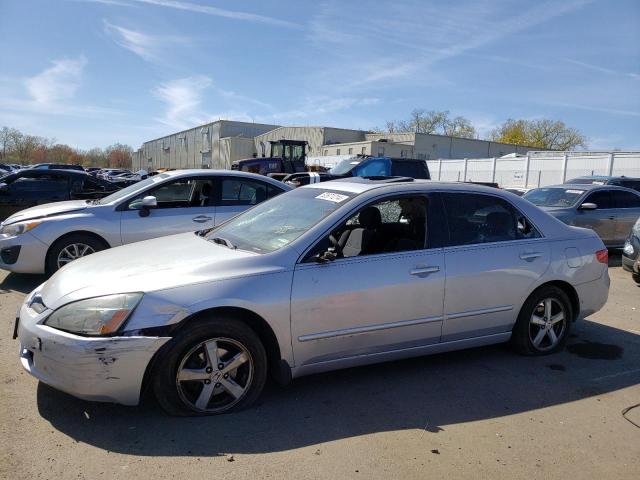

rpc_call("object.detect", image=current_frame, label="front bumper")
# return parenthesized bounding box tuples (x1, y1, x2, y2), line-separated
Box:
(17, 300, 171, 406)
(0, 231, 48, 274)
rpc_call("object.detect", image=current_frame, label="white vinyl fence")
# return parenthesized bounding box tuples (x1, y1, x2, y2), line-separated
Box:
(427, 152, 640, 188)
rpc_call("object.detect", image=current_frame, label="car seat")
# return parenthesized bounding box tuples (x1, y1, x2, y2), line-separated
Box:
(340, 206, 382, 257)
(200, 182, 212, 206)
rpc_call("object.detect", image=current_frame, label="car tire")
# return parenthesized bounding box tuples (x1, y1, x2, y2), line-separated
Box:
(153, 318, 267, 416)
(45, 233, 108, 275)
(632, 273, 640, 285)
(511, 286, 573, 356)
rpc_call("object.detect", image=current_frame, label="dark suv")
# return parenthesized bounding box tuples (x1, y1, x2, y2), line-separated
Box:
(283, 156, 430, 187)
(566, 176, 640, 192)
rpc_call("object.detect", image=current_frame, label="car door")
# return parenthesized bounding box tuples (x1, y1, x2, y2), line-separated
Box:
(290, 193, 446, 367)
(440, 192, 550, 342)
(120, 177, 216, 244)
(573, 189, 616, 245)
(213, 177, 285, 225)
(611, 190, 640, 244)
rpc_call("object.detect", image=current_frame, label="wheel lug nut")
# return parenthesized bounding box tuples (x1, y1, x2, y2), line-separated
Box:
(218, 363, 224, 370)
(205, 367, 213, 373)
(204, 379, 211, 384)
(223, 373, 229, 379)
(215, 382, 221, 388)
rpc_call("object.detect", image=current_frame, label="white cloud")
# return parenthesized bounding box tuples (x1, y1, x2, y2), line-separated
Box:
(103, 21, 190, 62)
(127, 0, 298, 28)
(153, 75, 213, 129)
(564, 58, 640, 80)
(25, 57, 87, 105)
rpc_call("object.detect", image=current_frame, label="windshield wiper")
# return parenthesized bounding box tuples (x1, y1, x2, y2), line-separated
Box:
(210, 236, 236, 249)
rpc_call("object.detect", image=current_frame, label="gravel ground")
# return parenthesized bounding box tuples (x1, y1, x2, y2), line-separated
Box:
(1, 256, 638, 480)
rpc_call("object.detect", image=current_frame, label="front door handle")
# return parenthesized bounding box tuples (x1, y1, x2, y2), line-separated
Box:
(519, 252, 542, 261)
(410, 266, 440, 276)
(608, 215, 616, 220)
(192, 215, 212, 223)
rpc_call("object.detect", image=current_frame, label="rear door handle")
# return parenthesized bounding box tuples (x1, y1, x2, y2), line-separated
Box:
(608, 215, 616, 220)
(410, 266, 440, 276)
(192, 215, 212, 223)
(519, 252, 542, 261)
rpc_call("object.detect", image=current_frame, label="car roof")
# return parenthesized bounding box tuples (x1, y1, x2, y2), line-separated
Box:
(301, 178, 504, 195)
(537, 183, 639, 192)
(154, 169, 291, 188)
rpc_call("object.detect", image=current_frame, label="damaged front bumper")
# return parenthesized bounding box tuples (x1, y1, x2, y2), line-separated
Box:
(17, 300, 171, 406)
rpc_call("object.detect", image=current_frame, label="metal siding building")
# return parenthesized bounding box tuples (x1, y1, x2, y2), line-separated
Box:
(133, 120, 279, 171)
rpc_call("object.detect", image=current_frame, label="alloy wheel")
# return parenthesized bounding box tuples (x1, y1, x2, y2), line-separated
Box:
(56, 243, 96, 269)
(528, 298, 567, 352)
(175, 337, 253, 413)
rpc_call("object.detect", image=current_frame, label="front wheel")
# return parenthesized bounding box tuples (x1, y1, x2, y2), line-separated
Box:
(153, 318, 267, 416)
(511, 286, 573, 355)
(46, 233, 107, 275)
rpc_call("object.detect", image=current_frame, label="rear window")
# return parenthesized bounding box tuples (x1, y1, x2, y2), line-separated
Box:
(391, 160, 430, 179)
(524, 188, 585, 207)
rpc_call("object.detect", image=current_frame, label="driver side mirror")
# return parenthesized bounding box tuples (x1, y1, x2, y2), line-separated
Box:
(138, 195, 157, 217)
(314, 249, 338, 263)
(578, 202, 597, 210)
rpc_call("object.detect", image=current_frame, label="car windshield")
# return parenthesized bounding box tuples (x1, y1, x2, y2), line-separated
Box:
(330, 158, 362, 175)
(96, 173, 171, 204)
(206, 188, 356, 253)
(524, 187, 585, 207)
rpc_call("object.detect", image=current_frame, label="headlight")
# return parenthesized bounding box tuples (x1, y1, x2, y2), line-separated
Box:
(44, 293, 143, 336)
(0, 221, 41, 236)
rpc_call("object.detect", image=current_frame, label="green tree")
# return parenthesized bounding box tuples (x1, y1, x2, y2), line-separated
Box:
(378, 110, 477, 139)
(490, 119, 587, 150)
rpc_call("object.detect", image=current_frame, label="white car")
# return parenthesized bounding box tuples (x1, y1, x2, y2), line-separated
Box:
(0, 170, 290, 274)
(16, 178, 609, 415)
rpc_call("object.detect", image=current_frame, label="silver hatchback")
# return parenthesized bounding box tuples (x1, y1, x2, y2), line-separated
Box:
(17, 179, 610, 415)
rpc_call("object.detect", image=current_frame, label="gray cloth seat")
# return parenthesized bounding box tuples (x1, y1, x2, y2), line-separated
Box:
(340, 207, 382, 257)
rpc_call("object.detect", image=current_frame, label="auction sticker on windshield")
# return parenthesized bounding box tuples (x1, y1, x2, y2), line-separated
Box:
(566, 189, 585, 194)
(316, 192, 349, 203)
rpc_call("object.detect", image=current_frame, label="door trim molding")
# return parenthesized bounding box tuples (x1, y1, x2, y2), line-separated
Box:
(298, 314, 444, 342)
(446, 304, 513, 320)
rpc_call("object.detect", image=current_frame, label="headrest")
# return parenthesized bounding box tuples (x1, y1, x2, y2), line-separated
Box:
(359, 206, 382, 229)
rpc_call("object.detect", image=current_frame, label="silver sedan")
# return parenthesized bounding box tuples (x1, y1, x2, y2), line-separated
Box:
(17, 179, 610, 415)
(0, 170, 290, 274)
(523, 184, 640, 247)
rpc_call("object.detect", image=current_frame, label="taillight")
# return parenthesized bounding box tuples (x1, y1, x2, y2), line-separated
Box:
(596, 249, 608, 264)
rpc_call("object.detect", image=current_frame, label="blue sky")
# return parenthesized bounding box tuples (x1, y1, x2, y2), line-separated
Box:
(0, 0, 638, 150)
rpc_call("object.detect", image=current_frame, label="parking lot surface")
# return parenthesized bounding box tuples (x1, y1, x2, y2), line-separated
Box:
(1, 257, 638, 479)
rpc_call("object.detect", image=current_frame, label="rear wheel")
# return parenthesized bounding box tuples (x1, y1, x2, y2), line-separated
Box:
(46, 233, 108, 275)
(153, 318, 267, 416)
(511, 286, 572, 355)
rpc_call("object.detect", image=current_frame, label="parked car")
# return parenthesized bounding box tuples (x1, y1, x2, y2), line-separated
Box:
(31, 163, 85, 171)
(622, 216, 640, 284)
(97, 168, 131, 180)
(15, 178, 609, 415)
(523, 184, 640, 247)
(282, 156, 430, 187)
(0, 170, 290, 274)
(0, 169, 119, 221)
(565, 175, 640, 192)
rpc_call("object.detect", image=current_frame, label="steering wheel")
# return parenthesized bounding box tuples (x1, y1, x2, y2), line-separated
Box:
(329, 234, 343, 255)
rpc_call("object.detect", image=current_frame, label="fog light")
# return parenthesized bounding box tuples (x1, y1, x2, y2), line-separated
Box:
(623, 242, 634, 256)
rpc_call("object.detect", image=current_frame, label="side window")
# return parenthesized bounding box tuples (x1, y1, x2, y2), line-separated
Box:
(220, 178, 268, 206)
(10, 178, 45, 192)
(442, 193, 540, 246)
(353, 158, 391, 177)
(128, 178, 202, 209)
(267, 184, 285, 199)
(585, 190, 614, 209)
(392, 161, 425, 178)
(612, 190, 640, 208)
(312, 195, 428, 260)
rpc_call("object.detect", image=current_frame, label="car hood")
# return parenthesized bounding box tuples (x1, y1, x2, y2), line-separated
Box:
(39, 232, 277, 309)
(2, 200, 89, 225)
